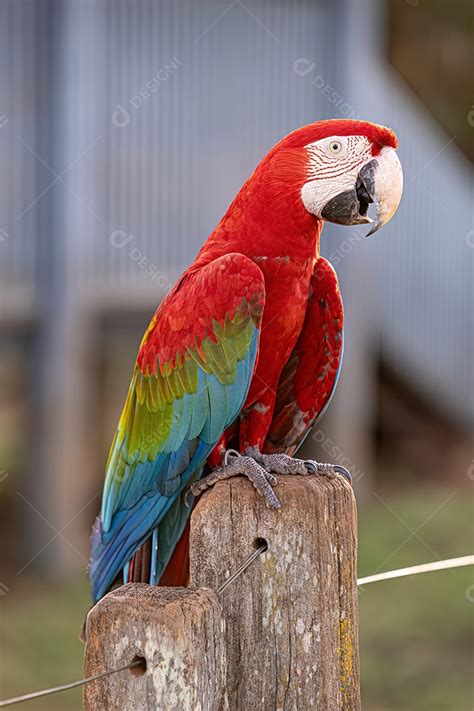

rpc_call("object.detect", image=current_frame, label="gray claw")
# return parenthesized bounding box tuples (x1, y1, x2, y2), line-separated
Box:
(305, 460, 318, 475)
(333, 465, 352, 482)
(184, 484, 196, 508)
(304, 460, 352, 484)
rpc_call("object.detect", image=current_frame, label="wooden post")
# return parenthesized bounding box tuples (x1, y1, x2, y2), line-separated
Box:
(83, 584, 227, 710)
(190, 475, 360, 710)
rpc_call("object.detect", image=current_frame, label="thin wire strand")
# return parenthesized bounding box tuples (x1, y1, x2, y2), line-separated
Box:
(1, 550, 472, 707)
(216, 542, 268, 595)
(357, 554, 474, 586)
(0, 660, 144, 708)
(0, 545, 267, 708)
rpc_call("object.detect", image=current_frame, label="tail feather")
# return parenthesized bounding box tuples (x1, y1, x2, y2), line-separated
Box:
(159, 518, 190, 587)
(126, 517, 190, 587)
(126, 537, 152, 584)
(83, 500, 191, 641)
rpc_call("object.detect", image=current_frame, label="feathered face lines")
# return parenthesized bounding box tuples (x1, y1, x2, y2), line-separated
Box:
(299, 131, 403, 235)
(305, 135, 374, 182)
(300, 134, 374, 219)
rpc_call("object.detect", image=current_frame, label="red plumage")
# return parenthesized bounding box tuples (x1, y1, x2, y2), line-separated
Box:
(126, 119, 400, 588)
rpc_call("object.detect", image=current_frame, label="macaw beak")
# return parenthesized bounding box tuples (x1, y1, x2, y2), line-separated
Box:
(321, 147, 403, 235)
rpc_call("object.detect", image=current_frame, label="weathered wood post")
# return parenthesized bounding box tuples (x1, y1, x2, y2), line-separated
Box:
(190, 475, 360, 710)
(83, 584, 227, 710)
(83, 475, 359, 709)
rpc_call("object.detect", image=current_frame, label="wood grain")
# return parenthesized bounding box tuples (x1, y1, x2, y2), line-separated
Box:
(190, 474, 360, 710)
(83, 584, 227, 710)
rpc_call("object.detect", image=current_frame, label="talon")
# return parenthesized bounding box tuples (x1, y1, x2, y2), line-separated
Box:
(224, 448, 241, 465)
(265, 472, 278, 486)
(333, 465, 352, 483)
(256, 453, 353, 486)
(184, 480, 202, 508)
(305, 460, 318, 475)
(305, 460, 352, 484)
(184, 485, 193, 509)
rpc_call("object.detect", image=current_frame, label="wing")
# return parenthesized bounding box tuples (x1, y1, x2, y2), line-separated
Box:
(264, 257, 343, 454)
(89, 253, 265, 601)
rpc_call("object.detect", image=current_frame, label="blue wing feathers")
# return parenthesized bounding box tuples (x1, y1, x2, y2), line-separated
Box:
(89, 324, 261, 602)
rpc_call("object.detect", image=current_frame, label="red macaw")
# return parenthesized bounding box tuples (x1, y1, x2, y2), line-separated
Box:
(89, 119, 403, 602)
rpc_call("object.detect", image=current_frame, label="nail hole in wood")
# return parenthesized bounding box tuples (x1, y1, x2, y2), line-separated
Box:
(254, 537, 268, 552)
(130, 655, 147, 676)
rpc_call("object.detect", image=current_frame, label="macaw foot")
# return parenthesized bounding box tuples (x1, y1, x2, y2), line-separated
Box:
(188, 449, 280, 508)
(247, 446, 352, 483)
(187, 447, 351, 510)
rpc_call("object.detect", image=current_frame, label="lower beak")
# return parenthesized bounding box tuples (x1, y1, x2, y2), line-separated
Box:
(321, 148, 403, 236)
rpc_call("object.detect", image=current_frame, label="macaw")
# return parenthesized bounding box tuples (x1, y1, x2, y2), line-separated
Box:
(89, 119, 403, 603)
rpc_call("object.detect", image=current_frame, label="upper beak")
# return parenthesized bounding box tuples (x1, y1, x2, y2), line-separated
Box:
(360, 148, 403, 236)
(321, 147, 403, 236)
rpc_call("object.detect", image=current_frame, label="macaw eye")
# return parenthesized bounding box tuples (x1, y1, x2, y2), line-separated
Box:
(327, 140, 343, 155)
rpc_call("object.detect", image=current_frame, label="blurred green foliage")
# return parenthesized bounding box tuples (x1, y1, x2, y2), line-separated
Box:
(1, 488, 472, 710)
(358, 489, 473, 710)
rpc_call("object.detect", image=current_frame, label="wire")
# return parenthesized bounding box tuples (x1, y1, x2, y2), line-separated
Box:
(1, 549, 471, 707)
(216, 542, 268, 595)
(0, 545, 267, 708)
(357, 554, 474, 586)
(0, 660, 144, 708)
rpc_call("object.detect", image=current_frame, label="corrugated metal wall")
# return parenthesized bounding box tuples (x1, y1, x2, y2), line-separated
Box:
(0, 0, 44, 288)
(0, 0, 336, 292)
(62, 0, 340, 286)
(1, 0, 471, 572)
(338, 0, 473, 426)
(0, 0, 472, 425)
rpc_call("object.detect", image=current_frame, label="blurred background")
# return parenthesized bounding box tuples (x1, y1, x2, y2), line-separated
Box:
(0, 0, 472, 708)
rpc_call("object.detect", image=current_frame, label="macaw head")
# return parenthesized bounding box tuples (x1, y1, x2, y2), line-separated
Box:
(267, 119, 403, 235)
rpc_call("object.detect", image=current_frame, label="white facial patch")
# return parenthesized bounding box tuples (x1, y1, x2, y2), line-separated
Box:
(301, 135, 374, 217)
